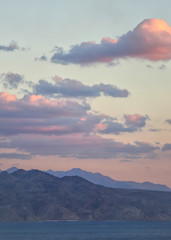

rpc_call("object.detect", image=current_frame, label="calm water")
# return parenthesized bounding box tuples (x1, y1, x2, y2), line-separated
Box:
(0, 221, 170, 240)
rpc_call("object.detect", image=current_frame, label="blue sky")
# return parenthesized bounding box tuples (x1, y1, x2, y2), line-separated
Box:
(0, 0, 171, 186)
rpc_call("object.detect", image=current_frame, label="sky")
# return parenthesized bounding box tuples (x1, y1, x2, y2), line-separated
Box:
(0, 0, 171, 187)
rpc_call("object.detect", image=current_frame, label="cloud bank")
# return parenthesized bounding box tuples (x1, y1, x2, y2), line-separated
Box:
(0, 92, 147, 136)
(1, 134, 158, 159)
(50, 19, 171, 65)
(0, 92, 156, 159)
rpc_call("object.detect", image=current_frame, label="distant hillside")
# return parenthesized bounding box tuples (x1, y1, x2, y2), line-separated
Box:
(0, 169, 170, 221)
(47, 168, 171, 192)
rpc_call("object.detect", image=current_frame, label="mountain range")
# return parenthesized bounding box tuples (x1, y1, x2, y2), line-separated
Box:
(48, 168, 171, 191)
(2, 167, 170, 192)
(0, 169, 170, 221)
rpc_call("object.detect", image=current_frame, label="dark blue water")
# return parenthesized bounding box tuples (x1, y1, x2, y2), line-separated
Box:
(0, 221, 170, 240)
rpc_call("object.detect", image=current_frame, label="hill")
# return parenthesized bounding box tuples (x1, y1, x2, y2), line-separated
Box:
(0, 169, 170, 221)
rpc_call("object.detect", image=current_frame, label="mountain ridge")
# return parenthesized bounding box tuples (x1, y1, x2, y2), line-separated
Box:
(0, 169, 170, 221)
(46, 168, 171, 192)
(1, 167, 170, 192)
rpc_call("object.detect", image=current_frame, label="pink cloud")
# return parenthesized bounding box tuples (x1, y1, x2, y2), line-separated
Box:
(0, 92, 92, 135)
(124, 114, 149, 128)
(0, 92, 148, 137)
(0, 92, 159, 160)
(0, 92, 17, 103)
(95, 123, 107, 131)
(51, 19, 171, 65)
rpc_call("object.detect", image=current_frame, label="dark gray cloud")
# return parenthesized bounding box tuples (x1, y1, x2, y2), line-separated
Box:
(34, 77, 129, 98)
(50, 19, 171, 65)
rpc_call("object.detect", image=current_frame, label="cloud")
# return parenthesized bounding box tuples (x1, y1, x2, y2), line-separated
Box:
(96, 121, 134, 135)
(50, 19, 171, 65)
(0, 91, 158, 159)
(96, 114, 149, 135)
(34, 76, 129, 98)
(0, 91, 160, 160)
(146, 64, 153, 68)
(0, 41, 28, 52)
(158, 64, 166, 70)
(149, 128, 161, 132)
(0, 134, 159, 159)
(0, 91, 150, 137)
(124, 114, 149, 128)
(0, 92, 93, 136)
(165, 119, 171, 124)
(0, 92, 146, 137)
(0, 153, 31, 160)
(0, 41, 19, 51)
(162, 143, 171, 151)
(0, 72, 24, 89)
(35, 55, 47, 61)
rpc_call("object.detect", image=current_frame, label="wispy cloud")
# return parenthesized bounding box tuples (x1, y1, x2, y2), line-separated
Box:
(50, 19, 171, 65)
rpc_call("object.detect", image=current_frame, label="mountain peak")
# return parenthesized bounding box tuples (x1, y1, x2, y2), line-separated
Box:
(6, 167, 18, 174)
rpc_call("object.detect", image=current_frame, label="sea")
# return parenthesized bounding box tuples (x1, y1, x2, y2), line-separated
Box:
(0, 221, 170, 240)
